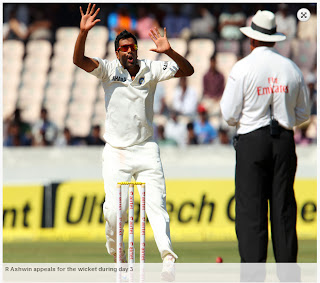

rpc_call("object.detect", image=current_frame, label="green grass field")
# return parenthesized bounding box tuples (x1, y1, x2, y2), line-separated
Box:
(3, 240, 316, 263)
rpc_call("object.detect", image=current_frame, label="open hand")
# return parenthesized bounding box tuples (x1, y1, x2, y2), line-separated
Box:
(79, 3, 101, 32)
(149, 27, 171, 54)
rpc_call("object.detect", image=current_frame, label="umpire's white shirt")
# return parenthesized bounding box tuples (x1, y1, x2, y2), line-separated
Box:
(220, 46, 310, 134)
(89, 58, 178, 147)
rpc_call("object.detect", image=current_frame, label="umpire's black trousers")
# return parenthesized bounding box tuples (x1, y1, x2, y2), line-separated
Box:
(235, 125, 298, 263)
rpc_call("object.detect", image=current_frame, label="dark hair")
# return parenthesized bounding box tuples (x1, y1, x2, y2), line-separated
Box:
(115, 30, 138, 51)
(259, 41, 276, 47)
(41, 108, 48, 114)
(251, 38, 276, 47)
(210, 54, 217, 61)
(218, 127, 228, 134)
(187, 122, 194, 130)
(157, 124, 165, 133)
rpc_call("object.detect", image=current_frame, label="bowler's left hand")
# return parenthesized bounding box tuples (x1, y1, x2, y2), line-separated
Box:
(149, 27, 171, 54)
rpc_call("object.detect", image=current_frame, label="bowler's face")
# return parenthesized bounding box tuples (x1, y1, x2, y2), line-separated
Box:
(116, 38, 138, 70)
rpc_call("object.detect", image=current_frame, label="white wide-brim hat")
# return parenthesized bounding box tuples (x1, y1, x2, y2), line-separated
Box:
(240, 10, 286, 42)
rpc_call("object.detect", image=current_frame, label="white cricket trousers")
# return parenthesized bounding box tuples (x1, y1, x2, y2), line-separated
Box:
(102, 140, 177, 260)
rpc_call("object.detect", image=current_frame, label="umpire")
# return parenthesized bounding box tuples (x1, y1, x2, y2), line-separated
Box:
(220, 9, 310, 267)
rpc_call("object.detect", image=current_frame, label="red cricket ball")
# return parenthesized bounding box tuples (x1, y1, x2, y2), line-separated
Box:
(216, 256, 223, 263)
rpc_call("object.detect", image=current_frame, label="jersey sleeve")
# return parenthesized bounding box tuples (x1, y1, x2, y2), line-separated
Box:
(220, 63, 245, 126)
(151, 60, 179, 82)
(89, 57, 110, 82)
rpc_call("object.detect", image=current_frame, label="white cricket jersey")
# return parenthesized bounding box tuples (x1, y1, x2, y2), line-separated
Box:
(220, 46, 310, 135)
(89, 58, 178, 147)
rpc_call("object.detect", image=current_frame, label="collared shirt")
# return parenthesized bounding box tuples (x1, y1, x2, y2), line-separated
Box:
(220, 46, 310, 135)
(89, 58, 178, 148)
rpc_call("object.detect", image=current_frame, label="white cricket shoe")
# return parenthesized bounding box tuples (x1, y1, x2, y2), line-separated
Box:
(161, 254, 176, 281)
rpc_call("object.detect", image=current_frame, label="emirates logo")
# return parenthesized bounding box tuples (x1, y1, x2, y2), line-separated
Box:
(257, 77, 289, 95)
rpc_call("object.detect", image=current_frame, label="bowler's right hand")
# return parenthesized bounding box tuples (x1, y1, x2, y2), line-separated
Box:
(79, 3, 101, 32)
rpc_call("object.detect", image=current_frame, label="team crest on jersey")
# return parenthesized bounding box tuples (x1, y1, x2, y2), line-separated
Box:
(139, 77, 145, 85)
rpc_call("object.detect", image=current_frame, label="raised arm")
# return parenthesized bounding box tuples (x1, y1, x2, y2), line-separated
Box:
(149, 27, 194, 77)
(73, 3, 101, 72)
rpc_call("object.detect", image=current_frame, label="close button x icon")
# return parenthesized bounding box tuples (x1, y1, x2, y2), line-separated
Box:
(297, 8, 310, 22)
(300, 12, 307, 18)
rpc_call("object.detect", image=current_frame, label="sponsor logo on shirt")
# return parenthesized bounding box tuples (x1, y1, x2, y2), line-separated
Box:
(163, 62, 168, 70)
(257, 77, 289, 95)
(139, 77, 145, 85)
(112, 76, 126, 82)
